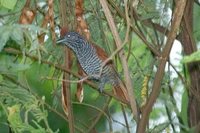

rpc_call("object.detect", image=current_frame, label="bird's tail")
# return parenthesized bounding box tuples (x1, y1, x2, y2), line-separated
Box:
(113, 77, 130, 104)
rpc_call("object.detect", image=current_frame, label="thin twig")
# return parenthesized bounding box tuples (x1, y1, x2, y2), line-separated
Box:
(43, 75, 91, 84)
(121, 105, 130, 133)
(86, 97, 112, 133)
(73, 101, 111, 122)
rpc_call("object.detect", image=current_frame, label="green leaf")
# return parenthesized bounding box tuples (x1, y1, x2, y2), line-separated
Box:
(0, 0, 17, 9)
(180, 90, 188, 127)
(11, 63, 30, 71)
(7, 104, 47, 133)
(0, 26, 11, 51)
(11, 25, 24, 45)
(182, 50, 200, 63)
(140, 11, 160, 20)
(0, 74, 3, 82)
(148, 122, 170, 133)
(0, 25, 25, 51)
(0, 55, 30, 74)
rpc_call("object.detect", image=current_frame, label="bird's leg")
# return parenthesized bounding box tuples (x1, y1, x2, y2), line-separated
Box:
(87, 72, 101, 81)
(98, 77, 107, 93)
(98, 81, 105, 93)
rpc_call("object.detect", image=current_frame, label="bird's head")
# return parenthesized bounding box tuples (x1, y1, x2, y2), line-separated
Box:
(56, 31, 85, 51)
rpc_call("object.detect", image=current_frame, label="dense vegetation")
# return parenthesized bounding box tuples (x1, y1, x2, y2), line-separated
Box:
(0, 0, 200, 132)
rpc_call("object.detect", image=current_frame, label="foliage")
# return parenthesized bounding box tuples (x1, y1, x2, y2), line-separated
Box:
(182, 50, 200, 63)
(0, 0, 199, 133)
(0, 0, 17, 10)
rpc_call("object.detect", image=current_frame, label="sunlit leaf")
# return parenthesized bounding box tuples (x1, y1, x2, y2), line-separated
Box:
(7, 104, 47, 133)
(0, 0, 17, 9)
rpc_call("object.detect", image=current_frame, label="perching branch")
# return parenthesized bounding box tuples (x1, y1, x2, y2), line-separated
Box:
(3, 47, 129, 105)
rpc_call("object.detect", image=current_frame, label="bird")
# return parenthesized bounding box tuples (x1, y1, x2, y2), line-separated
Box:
(57, 31, 129, 103)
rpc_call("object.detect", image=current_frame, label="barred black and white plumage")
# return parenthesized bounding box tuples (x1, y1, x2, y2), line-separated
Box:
(57, 31, 129, 103)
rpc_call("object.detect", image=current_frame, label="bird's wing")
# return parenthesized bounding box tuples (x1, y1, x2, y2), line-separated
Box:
(91, 43, 110, 61)
(92, 42, 129, 104)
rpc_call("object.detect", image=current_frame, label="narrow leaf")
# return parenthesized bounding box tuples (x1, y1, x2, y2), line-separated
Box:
(182, 50, 200, 63)
(0, 74, 3, 82)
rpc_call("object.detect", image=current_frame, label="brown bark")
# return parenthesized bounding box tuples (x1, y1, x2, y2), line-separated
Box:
(59, 0, 75, 132)
(180, 1, 200, 132)
(136, 0, 187, 132)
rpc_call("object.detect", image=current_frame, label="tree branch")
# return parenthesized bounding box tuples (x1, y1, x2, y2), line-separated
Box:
(136, 0, 187, 132)
(99, 0, 138, 120)
(3, 47, 129, 105)
(59, 0, 75, 132)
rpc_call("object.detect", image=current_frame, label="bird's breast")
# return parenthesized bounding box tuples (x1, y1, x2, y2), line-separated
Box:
(77, 49, 102, 76)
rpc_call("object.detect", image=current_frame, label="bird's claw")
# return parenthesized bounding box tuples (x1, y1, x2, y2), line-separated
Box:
(98, 81, 105, 93)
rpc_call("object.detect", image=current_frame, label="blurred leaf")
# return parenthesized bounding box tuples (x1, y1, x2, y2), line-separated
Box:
(0, 105, 9, 133)
(7, 104, 47, 133)
(150, 107, 165, 120)
(0, 26, 11, 51)
(180, 90, 188, 127)
(0, 55, 30, 74)
(0, 0, 197, 132)
(11, 63, 30, 71)
(20, 25, 48, 33)
(24, 62, 56, 103)
(193, 4, 200, 42)
(140, 11, 160, 20)
(11, 25, 24, 45)
(0, 0, 17, 9)
(148, 122, 170, 133)
(0, 74, 3, 82)
(0, 25, 25, 51)
(0, 79, 58, 133)
(182, 50, 200, 63)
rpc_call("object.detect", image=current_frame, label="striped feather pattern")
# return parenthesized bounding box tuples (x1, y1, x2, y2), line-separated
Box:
(59, 32, 129, 103)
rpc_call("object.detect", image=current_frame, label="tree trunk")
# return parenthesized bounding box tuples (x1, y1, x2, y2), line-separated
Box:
(180, 1, 200, 132)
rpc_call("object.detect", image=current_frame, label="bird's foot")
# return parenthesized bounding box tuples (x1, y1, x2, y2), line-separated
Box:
(98, 87, 103, 93)
(98, 82, 105, 93)
(87, 74, 101, 82)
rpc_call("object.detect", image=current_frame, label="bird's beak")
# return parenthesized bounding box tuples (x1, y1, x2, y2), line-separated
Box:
(56, 37, 65, 45)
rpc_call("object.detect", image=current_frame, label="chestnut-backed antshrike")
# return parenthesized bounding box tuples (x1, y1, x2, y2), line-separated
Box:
(57, 32, 129, 103)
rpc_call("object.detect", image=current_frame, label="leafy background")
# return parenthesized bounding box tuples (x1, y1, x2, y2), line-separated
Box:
(0, 0, 200, 133)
